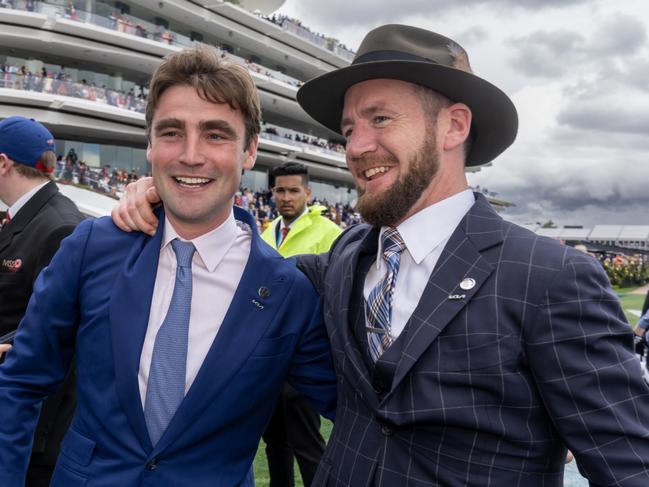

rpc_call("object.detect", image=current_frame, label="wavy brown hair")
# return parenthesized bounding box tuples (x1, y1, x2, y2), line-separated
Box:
(146, 44, 261, 150)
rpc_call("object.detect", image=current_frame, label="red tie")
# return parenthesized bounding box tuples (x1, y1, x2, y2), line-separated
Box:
(280, 226, 290, 244)
(1, 211, 10, 228)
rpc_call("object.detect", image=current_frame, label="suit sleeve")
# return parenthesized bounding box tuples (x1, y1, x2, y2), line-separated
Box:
(525, 253, 649, 484)
(0, 219, 93, 486)
(296, 253, 330, 296)
(285, 274, 337, 421)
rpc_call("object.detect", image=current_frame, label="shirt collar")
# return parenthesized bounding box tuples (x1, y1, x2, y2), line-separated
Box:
(280, 205, 309, 231)
(377, 189, 475, 266)
(162, 209, 241, 273)
(8, 181, 49, 218)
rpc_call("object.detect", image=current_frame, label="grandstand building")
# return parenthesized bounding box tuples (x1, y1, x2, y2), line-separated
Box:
(0, 0, 493, 211)
(532, 224, 649, 251)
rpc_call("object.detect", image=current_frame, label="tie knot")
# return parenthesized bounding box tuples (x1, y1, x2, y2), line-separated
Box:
(171, 239, 195, 268)
(381, 228, 405, 260)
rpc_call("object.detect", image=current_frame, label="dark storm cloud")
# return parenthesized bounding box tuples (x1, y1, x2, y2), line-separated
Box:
(508, 14, 647, 78)
(558, 103, 649, 136)
(480, 167, 649, 226)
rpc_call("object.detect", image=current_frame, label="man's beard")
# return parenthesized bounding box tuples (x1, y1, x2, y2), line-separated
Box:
(355, 135, 439, 227)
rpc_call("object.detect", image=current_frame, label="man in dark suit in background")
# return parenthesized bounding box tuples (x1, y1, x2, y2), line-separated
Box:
(112, 24, 649, 486)
(0, 116, 84, 486)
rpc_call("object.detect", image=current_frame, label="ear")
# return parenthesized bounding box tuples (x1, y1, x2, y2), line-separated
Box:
(243, 135, 258, 170)
(305, 186, 313, 201)
(145, 143, 152, 166)
(0, 154, 14, 176)
(442, 103, 472, 153)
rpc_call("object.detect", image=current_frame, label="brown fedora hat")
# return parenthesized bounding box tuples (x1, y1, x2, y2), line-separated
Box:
(297, 24, 518, 167)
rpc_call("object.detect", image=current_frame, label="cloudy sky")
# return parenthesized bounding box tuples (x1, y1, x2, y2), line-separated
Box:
(275, 0, 649, 227)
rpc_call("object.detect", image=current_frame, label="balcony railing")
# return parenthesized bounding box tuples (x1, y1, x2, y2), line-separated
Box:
(0, 71, 345, 159)
(0, 72, 146, 113)
(2, 1, 304, 87)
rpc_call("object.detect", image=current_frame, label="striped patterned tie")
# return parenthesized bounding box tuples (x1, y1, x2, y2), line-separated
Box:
(366, 228, 406, 362)
(144, 239, 195, 446)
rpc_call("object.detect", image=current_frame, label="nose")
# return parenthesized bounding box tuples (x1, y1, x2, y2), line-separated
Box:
(180, 133, 205, 166)
(345, 122, 378, 160)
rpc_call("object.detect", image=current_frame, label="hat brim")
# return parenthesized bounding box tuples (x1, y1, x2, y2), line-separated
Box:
(297, 60, 518, 167)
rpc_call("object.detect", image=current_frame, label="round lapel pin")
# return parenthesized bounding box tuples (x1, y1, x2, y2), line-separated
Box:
(258, 287, 270, 298)
(459, 278, 476, 290)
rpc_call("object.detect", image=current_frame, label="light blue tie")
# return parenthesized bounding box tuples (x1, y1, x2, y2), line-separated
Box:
(366, 228, 406, 362)
(144, 239, 195, 446)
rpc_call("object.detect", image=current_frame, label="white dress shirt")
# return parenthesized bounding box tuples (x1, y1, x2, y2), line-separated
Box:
(364, 189, 475, 339)
(138, 210, 251, 407)
(7, 181, 49, 218)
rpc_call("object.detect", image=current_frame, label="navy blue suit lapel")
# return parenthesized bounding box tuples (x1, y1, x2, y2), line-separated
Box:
(331, 226, 381, 407)
(153, 207, 290, 453)
(109, 210, 165, 452)
(389, 194, 503, 394)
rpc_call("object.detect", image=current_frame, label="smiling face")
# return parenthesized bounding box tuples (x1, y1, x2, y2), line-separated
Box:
(147, 84, 257, 239)
(341, 79, 443, 227)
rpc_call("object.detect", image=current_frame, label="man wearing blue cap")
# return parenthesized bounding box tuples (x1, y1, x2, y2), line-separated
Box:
(0, 116, 84, 486)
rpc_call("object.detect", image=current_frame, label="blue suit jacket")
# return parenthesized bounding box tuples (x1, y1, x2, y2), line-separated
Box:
(300, 193, 649, 487)
(0, 206, 336, 487)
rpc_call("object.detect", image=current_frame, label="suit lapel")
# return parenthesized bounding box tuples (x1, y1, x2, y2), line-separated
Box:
(331, 226, 381, 405)
(109, 211, 164, 452)
(0, 181, 58, 253)
(389, 194, 503, 393)
(153, 207, 289, 453)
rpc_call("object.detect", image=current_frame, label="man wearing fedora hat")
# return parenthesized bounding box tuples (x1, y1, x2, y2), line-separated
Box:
(0, 116, 84, 486)
(112, 24, 649, 486)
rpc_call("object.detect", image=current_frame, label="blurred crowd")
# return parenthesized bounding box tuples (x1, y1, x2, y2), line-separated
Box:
(54, 149, 359, 231)
(1, 65, 147, 113)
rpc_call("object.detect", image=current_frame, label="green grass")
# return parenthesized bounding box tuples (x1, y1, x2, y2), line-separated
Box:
(252, 287, 646, 485)
(615, 285, 646, 326)
(253, 420, 333, 487)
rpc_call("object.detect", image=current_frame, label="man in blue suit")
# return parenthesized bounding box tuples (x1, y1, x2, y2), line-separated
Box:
(0, 45, 336, 486)
(115, 25, 649, 486)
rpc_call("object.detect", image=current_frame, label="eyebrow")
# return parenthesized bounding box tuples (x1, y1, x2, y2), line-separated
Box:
(154, 118, 184, 134)
(153, 118, 238, 140)
(199, 120, 238, 140)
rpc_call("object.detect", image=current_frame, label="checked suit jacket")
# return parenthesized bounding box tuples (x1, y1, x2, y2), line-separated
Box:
(299, 193, 649, 487)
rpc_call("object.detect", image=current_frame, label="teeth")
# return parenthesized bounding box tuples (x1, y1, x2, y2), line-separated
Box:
(175, 176, 210, 185)
(364, 166, 389, 179)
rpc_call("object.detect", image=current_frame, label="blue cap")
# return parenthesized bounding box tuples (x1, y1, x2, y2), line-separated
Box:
(0, 116, 56, 168)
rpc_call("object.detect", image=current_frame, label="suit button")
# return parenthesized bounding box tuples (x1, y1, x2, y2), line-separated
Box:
(373, 381, 387, 395)
(380, 424, 393, 436)
(146, 458, 158, 471)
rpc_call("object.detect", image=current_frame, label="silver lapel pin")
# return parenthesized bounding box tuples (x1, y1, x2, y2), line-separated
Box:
(258, 287, 270, 298)
(459, 278, 476, 290)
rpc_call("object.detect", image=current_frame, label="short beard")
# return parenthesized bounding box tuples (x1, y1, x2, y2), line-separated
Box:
(355, 135, 439, 227)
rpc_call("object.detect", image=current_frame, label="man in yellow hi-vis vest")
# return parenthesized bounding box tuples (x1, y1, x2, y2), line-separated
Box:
(261, 162, 341, 487)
